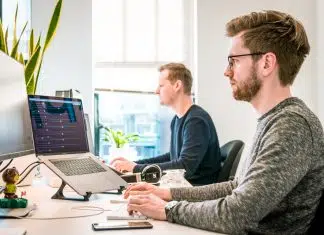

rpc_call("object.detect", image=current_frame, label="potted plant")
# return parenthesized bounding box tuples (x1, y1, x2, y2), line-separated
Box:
(103, 127, 139, 160)
(0, 0, 62, 94)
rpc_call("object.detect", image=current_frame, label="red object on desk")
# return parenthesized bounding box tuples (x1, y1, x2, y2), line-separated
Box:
(21, 191, 27, 198)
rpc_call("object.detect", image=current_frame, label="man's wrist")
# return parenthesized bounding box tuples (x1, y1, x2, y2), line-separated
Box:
(133, 164, 141, 173)
(130, 162, 136, 172)
(162, 188, 172, 201)
(164, 200, 179, 223)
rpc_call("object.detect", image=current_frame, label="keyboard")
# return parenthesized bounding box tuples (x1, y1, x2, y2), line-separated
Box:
(107, 214, 147, 220)
(50, 157, 106, 176)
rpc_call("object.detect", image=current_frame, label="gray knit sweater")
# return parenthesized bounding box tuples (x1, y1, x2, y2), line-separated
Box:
(168, 97, 324, 234)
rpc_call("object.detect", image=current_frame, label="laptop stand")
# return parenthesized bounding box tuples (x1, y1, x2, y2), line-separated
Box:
(52, 181, 92, 201)
(100, 186, 125, 195)
(51, 181, 126, 201)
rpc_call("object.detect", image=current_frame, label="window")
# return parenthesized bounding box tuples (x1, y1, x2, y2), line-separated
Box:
(92, 0, 194, 160)
(1, 0, 31, 58)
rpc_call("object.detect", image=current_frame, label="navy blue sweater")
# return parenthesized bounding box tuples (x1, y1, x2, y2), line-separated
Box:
(134, 105, 222, 185)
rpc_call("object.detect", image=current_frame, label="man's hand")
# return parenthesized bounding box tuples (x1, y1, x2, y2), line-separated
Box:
(127, 194, 167, 221)
(124, 182, 172, 201)
(109, 157, 136, 173)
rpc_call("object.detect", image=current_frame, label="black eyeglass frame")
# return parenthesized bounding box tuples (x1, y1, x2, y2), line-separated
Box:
(227, 52, 266, 69)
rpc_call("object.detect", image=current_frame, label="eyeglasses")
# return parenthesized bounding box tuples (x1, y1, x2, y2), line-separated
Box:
(227, 52, 266, 70)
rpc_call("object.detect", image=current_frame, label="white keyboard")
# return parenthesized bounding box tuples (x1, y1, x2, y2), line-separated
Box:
(107, 214, 147, 220)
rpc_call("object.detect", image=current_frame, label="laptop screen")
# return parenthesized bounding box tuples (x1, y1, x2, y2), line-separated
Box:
(28, 95, 89, 155)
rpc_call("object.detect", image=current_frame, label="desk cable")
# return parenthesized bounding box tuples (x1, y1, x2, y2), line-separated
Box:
(11, 205, 110, 220)
(17, 161, 43, 186)
(0, 159, 13, 173)
(7, 162, 111, 220)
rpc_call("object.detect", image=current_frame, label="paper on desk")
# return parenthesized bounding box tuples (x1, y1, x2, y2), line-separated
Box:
(0, 203, 36, 218)
(0, 228, 27, 235)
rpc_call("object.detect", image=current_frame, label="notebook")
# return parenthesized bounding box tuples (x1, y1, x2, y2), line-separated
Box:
(27, 95, 127, 197)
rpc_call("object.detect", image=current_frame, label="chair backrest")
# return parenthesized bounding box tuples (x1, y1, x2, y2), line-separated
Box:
(216, 140, 244, 183)
(228, 146, 244, 180)
(308, 191, 324, 234)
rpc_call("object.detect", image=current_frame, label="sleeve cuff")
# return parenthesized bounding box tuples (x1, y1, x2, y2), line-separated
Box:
(166, 210, 175, 223)
(165, 200, 179, 223)
(170, 188, 183, 201)
(133, 164, 146, 173)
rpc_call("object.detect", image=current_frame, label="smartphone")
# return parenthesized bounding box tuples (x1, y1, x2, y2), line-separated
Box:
(92, 221, 153, 231)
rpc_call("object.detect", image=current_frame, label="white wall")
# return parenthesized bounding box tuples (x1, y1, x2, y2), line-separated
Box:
(195, 0, 318, 145)
(31, 0, 93, 121)
(30, 0, 322, 147)
(316, 0, 324, 125)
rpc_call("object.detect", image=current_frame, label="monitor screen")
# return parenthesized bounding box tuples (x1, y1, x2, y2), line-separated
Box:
(28, 95, 89, 155)
(0, 52, 34, 161)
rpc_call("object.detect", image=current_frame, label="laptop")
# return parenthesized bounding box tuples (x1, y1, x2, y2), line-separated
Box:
(27, 95, 127, 197)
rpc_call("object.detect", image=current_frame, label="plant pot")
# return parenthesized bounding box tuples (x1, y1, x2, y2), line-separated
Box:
(109, 145, 137, 161)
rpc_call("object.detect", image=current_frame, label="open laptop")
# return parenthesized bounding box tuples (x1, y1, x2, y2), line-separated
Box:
(27, 95, 127, 198)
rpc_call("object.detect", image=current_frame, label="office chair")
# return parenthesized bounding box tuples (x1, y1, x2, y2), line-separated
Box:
(216, 140, 244, 183)
(308, 190, 324, 234)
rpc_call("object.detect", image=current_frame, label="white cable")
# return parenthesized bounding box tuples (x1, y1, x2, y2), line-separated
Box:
(12, 205, 110, 220)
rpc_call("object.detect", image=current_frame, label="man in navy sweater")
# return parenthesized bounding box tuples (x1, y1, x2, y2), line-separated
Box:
(110, 63, 222, 185)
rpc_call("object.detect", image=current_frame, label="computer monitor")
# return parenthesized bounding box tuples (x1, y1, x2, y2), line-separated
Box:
(0, 51, 34, 162)
(84, 113, 94, 154)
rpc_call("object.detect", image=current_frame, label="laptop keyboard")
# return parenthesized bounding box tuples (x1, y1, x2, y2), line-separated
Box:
(50, 157, 106, 176)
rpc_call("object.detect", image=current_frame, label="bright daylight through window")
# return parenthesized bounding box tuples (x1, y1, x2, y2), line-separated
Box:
(92, 0, 194, 161)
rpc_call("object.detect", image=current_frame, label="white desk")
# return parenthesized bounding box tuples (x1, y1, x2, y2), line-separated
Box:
(0, 172, 222, 235)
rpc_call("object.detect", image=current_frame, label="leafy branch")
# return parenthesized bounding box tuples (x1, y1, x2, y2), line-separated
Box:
(0, 0, 62, 94)
(103, 127, 140, 148)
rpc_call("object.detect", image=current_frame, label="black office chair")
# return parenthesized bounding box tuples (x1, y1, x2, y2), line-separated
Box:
(216, 140, 244, 183)
(308, 191, 324, 234)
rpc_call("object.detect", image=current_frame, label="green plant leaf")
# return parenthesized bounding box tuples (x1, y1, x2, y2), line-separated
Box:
(116, 130, 124, 137)
(119, 139, 126, 148)
(5, 27, 9, 54)
(10, 21, 28, 59)
(12, 4, 18, 48)
(26, 75, 35, 95)
(33, 56, 43, 94)
(125, 133, 140, 143)
(103, 127, 139, 148)
(43, 0, 62, 52)
(25, 45, 41, 89)
(29, 33, 42, 94)
(1, 1, 61, 95)
(0, 20, 8, 54)
(29, 29, 34, 57)
(18, 52, 25, 64)
(28, 34, 43, 94)
(35, 33, 41, 47)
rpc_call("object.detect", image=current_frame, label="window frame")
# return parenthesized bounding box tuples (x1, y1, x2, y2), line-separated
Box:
(93, 0, 195, 94)
(0, 0, 3, 20)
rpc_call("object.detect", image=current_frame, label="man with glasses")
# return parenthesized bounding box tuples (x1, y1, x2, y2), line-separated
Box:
(123, 10, 324, 234)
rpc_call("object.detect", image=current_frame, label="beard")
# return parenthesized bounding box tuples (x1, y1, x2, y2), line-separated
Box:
(231, 65, 261, 102)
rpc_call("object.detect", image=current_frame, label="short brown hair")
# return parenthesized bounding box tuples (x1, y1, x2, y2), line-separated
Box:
(226, 10, 310, 86)
(158, 63, 192, 95)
